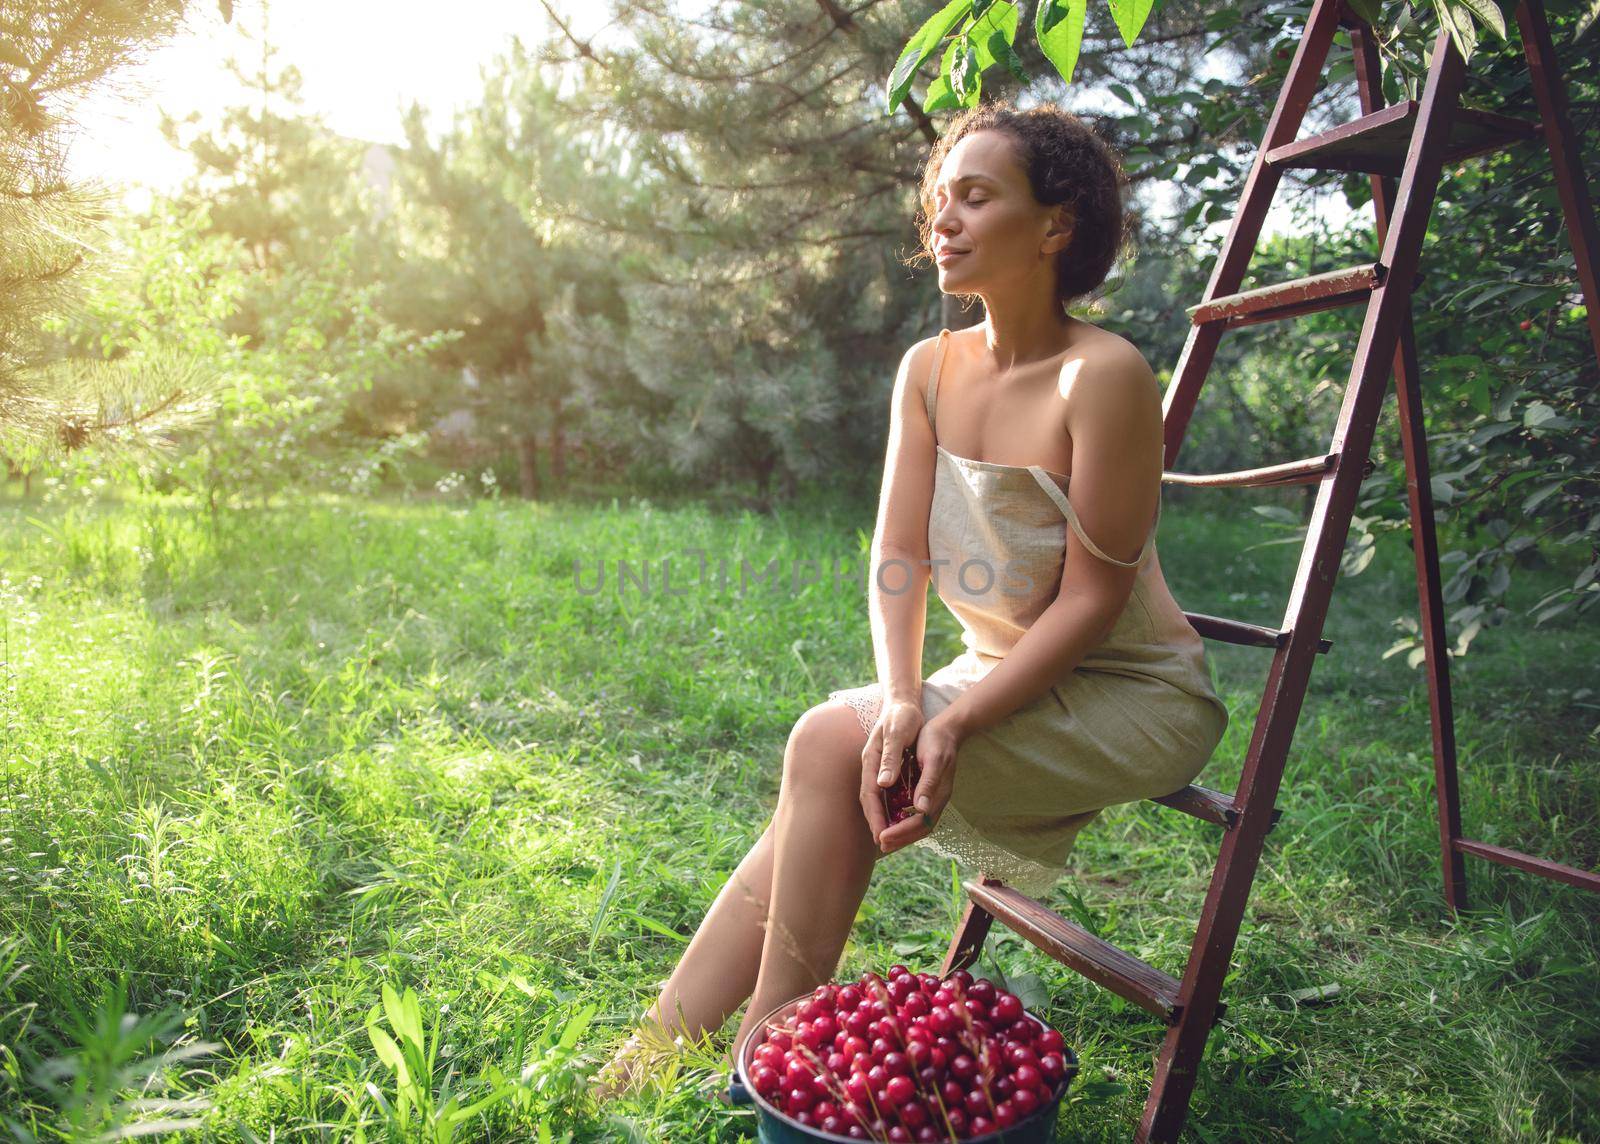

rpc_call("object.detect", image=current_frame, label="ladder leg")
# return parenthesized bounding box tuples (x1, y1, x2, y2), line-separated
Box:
(941, 891, 995, 975)
(1146, 17, 1475, 1140)
(1392, 310, 1470, 910)
(1515, 0, 1600, 363)
(1349, 22, 1471, 912)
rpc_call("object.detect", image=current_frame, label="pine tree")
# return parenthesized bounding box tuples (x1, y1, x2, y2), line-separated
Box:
(0, 0, 220, 468)
(390, 39, 640, 499)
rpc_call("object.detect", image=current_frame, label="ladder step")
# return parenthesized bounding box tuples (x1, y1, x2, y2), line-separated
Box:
(1185, 611, 1333, 654)
(1149, 784, 1283, 832)
(1264, 100, 1541, 177)
(1454, 839, 1600, 893)
(1164, 453, 1375, 489)
(1187, 263, 1386, 327)
(964, 879, 1182, 1021)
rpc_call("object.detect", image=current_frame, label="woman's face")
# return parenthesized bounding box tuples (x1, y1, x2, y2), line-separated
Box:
(927, 129, 1071, 296)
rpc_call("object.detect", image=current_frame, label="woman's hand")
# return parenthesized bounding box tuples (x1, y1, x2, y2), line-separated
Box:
(876, 711, 966, 855)
(858, 697, 923, 850)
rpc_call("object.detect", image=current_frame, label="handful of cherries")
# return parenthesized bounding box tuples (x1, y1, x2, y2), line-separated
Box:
(743, 966, 1073, 1141)
(881, 746, 924, 826)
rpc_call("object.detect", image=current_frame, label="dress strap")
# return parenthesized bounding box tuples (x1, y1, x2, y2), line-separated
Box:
(1026, 464, 1161, 568)
(925, 328, 950, 432)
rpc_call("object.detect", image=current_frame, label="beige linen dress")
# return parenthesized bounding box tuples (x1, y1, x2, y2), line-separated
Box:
(829, 328, 1230, 897)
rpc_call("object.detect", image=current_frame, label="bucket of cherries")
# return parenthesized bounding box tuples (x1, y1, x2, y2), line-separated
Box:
(728, 965, 1077, 1142)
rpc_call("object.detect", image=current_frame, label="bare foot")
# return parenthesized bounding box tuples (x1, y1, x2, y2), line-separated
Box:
(589, 1024, 686, 1102)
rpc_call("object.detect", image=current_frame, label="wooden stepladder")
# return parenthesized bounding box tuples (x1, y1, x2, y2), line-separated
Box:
(940, 0, 1600, 1140)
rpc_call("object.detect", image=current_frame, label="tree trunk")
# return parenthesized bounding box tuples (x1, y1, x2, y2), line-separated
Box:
(550, 395, 566, 483)
(518, 432, 540, 499)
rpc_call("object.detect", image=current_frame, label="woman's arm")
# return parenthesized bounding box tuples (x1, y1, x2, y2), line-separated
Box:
(939, 340, 1165, 739)
(866, 337, 941, 710)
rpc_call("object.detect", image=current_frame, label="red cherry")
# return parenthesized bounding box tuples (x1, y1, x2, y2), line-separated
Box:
(992, 993, 1024, 1024)
(838, 985, 863, 1009)
(1036, 1029, 1065, 1054)
(886, 1127, 911, 1143)
(1039, 1051, 1067, 1082)
(885, 1074, 916, 1106)
(900, 1099, 930, 1128)
(751, 1064, 779, 1096)
(944, 1107, 968, 1134)
(1012, 1063, 1041, 1090)
(970, 1114, 994, 1135)
(915, 1128, 940, 1143)
(963, 1087, 988, 1116)
(1012, 1086, 1041, 1117)
(994, 1099, 1018, 1128)
(786, 1085, 815, 1112)
(826, 1051, 847, 1073)
(794, 1108, 815, 1127)
(941, 1078, 964, 1105)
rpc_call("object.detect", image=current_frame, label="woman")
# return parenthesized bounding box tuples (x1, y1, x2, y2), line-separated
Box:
(593, 99, 1229, 1099)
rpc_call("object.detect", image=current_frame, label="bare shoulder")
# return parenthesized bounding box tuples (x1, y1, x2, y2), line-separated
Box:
(1059, 329, 1160, 410)
(896, 332, 945, 407)
(1058, 329, 1162, 445)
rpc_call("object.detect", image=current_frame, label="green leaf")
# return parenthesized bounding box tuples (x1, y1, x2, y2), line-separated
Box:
(588, 858, 624, 954)
(996, 37, 1031, 83)
(1344, 0, 1383, 23)
(1106, 0, 1157, 48)
(1577, 0, 1600, 39)
(367, 1024, 411, 1085)
(971, 1, 1021, 74)
(951, 34, 981, 102)
(1453, 0, 1508, 39)
(1433, 0, 1480, 62)
(1252, 504, 1301, 526)
(923, 37, 965, 112)
(1035, 0, 1088, 85)
(625, 911, 690, 944)
(1523, 400, 1557, 428)
(887, 0, 971, 114)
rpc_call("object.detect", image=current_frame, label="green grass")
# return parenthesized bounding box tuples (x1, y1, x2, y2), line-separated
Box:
(0, 486, 1596, 1141)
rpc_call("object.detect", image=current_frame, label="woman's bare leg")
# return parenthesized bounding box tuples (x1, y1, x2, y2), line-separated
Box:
(730, 702, 880, 1058)
(641, 820, 777, 1043)
(596, 702, 875, 1095)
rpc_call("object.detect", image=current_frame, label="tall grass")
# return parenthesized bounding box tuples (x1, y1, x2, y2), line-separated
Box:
(0, 487, 1595, 1141)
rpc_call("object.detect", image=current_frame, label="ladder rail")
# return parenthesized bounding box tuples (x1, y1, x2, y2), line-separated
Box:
(1149, 20, 1472, 1138)
(1160, 0, 1343, 459)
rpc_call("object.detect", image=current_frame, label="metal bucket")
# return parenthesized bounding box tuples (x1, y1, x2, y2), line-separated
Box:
(727, 992, 1078, 1143)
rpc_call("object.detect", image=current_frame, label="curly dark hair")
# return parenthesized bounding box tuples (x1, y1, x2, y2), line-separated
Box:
(910, 99, 1131, 311)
